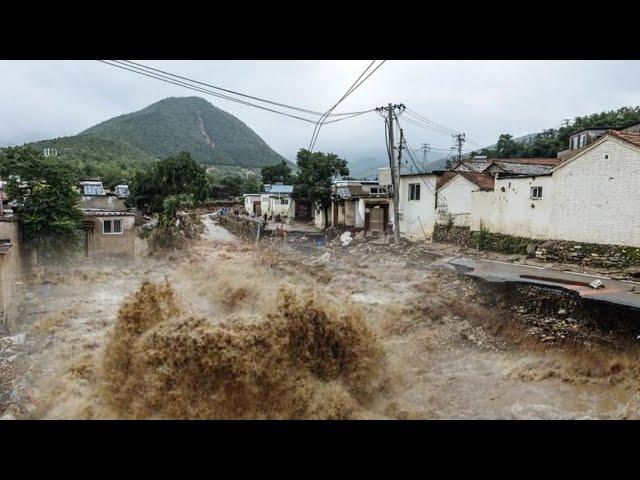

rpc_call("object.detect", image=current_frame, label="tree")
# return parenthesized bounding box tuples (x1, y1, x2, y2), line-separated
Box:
(3, 147, 84, 264)
(128, 152, 207, 214)
(292, 149, 349, 227)
(496, 134, 521, 158)
(261, 160, 294, 185)
(241, 175, 261, 194)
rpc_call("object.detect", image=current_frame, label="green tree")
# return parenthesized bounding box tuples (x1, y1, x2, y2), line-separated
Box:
(292, 149, 348, 227)
(128, 152, 207, 214)
(241, 175, 261, 194)
(3, 147, 84, 264)
(261, 160, 294, 184)
(496, 134, 521, 158)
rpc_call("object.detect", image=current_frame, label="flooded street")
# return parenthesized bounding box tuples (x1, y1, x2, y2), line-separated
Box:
(3, 218, 640, 419)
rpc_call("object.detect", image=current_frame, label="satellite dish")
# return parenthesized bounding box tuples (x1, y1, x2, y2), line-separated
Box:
(43, 148, 58, 158)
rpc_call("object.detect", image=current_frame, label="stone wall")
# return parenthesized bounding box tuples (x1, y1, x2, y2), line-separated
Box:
(433, 224, 640, 268)
(433, 224, 530, 254)
(534, 240, 640, 268)
(217, 214, 267, 241)
(432, 224, 475, 248)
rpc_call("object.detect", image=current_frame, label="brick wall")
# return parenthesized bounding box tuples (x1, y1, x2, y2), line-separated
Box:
(549, 138, 640, 247)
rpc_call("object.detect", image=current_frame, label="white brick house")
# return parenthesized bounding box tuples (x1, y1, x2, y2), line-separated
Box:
(436, 172, 494, 227)
(470, 131, 640, 247)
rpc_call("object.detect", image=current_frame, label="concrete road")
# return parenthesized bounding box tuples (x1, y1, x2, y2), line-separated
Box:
(447, 257, 640, 311)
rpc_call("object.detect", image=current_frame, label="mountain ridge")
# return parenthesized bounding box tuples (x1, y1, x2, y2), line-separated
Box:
(23, 96, 289, 170)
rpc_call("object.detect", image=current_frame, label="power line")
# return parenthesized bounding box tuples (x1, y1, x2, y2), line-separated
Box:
(405, 108, 460, 134)
(308, 60, 386, 151)
(396, 114, 456, 136)
(309, 60, 377, 150)
(99, 60, 320, 124)
(403, 107, 484, 148)
(118, 60, 369, 118)
(100, 60, 376, 129)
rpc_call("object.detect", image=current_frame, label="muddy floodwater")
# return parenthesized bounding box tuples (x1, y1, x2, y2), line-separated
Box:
(2, 217, 640, 419)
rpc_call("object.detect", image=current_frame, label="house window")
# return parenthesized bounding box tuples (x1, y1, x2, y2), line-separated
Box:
(409, 183, 421, 201)
(83, 184, 104, 196)
(530, 186, 543, 200)
(280, 198, 289, 205)
(579, 133, 587, 148)
(604, 153, 610, 160)
(103, 218, 124, 235)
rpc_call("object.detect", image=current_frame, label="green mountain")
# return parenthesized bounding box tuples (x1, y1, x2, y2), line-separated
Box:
(80, 96, 287, 168)
(29, 133, 157, 166)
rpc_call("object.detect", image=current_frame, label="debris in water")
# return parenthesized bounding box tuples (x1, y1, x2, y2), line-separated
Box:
(3, 333, 26, 346)
(340, 231, 353, 246)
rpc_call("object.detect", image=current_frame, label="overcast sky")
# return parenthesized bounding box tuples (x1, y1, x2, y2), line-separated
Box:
(1, 60, 639, 164)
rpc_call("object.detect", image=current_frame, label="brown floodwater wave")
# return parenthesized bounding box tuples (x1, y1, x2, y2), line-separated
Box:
(101, 280, 387, 419)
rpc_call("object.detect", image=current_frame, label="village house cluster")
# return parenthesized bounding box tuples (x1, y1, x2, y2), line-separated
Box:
(411, 123, 640, 249)
(305, 122, 640, 249)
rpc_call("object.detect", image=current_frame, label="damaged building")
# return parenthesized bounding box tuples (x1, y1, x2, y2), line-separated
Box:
(79, 181, 135, 261)
(327, 180, 390, 236)
(243, 183, 311, 221)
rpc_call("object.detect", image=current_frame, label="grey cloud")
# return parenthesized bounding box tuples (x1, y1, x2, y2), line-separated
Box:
(1, 60, 639, 162)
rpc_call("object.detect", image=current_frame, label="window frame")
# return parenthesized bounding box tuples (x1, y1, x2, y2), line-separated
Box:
(530, 186, 543, 200)
(102, 218, 124, 235)
(83, 184, 104, 196)
(579, 133, 587, 148)
(408, 183, 421, 201)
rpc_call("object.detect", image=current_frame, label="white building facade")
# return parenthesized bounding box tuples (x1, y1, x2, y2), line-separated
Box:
(397, 173, 438, 240)
(470, 132, 640, 248)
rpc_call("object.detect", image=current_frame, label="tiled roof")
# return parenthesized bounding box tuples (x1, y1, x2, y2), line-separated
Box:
(493, 163, 555, 176)
(489, 157, 562, 166)
(607, 130, 640, 149)
(459, 172, 495, 191)
(438, 172, 495, 191)
(435, 172, 457, 189)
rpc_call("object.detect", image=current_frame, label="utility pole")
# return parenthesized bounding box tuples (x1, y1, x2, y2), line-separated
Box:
(453, 133, 466, 163)
(398, 128, 405, 175)
(421, 143, 430, 172)
(375, 103, 405, 243)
